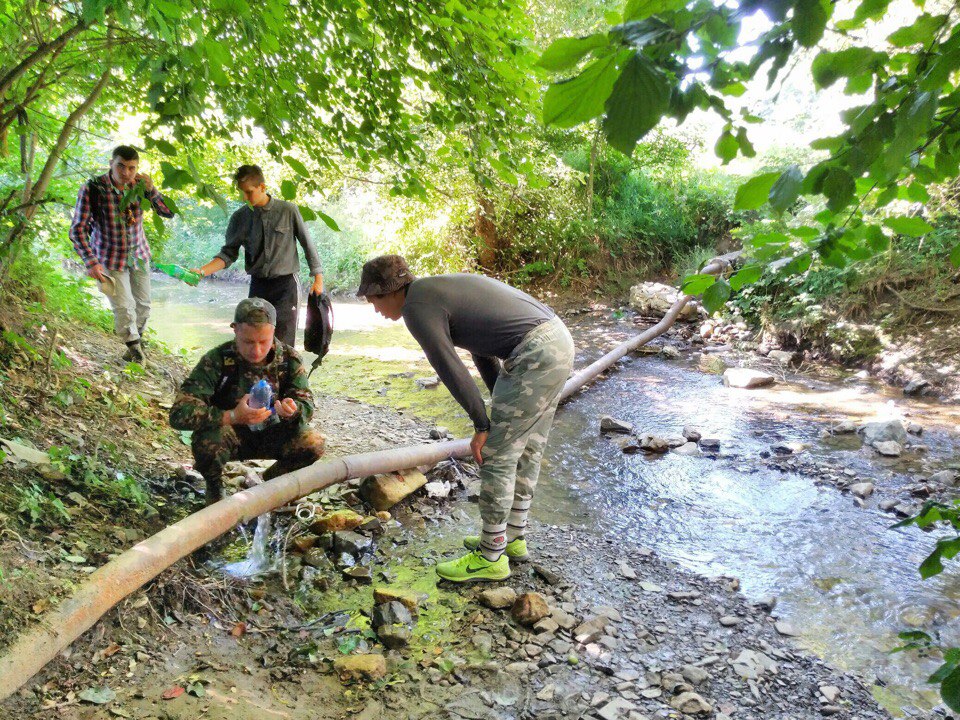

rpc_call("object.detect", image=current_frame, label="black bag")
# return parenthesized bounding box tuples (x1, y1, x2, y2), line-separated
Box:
(304, 291, 334, 377)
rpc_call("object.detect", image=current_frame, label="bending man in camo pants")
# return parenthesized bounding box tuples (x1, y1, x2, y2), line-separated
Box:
(358, 255, 575, 582)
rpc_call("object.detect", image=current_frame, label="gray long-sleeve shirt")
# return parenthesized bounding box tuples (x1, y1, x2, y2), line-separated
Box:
(217, 197, 323, 278)
(402, 274, 555, 431)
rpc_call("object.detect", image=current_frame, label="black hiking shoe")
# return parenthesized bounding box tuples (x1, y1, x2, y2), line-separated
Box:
(123, 340, 146, 364)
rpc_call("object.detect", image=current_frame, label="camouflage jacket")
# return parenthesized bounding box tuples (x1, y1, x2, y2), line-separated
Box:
(170, 340, 315, 432)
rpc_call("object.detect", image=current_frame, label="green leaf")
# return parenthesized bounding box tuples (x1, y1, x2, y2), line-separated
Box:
(752, 231, 791, 246)
(929, 660, 960, 685)
(152, 139, 177, 157)
(781, 253, 812, 275)
(852, 0, 891, 24)
(811, 47, 884, 89)
(860, 224, 888, 253)
(153, 0, 184, 18)
(160, 162, 191, 190)
(769, 166, 804, 212)
(936, 665, 960, 708)
(681, 274, 716, 295)
(729, 265, 762, 291)
(950, 243, 960, 268)
(280, 180, 297, 201)
(736, 128, 756, 158)
(734, 172, 780, 210)
(906, 182, 930, 203)
(884, 217, 934, 237)
(299, 206, 317, 222)
(822, 168, 856, 212)
(623, 0, 686, 22)
(888, 13, 945, 48)
(715, 130, 738, 164)
(602, 54, 670, 155)
(318, 211, 341, 232)
(283, 155, 310, 177)
(702, 280, 731, 314)
(793, 0, 829, 47)
(537, 34, 608, 72)
(543, 50, 633, 128)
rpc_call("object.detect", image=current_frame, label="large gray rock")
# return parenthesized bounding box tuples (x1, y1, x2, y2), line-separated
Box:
(929, 470, 958, 486)
(371, 600, 412, 629)
(629, 282, 697, 320)
(873, 441, 902, 457)
(859, 420, 907, 446)
(600, 416, 633, 434)
(333, 530, 373, 557)
(722, 368, 776, 389)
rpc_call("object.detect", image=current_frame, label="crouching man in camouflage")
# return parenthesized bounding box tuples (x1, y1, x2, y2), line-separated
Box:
(170, 298, 325, 505)
(357, 255, 575, 583)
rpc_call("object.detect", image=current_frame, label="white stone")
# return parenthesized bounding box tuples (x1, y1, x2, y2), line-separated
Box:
(849, 482, 875, 498)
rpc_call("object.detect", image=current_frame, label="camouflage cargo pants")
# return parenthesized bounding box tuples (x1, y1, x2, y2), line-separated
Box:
(192, 422, 325, 489)
(478, 316, 575, 529)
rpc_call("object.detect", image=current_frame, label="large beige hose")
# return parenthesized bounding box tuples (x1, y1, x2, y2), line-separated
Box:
(0, 257, 730, 700)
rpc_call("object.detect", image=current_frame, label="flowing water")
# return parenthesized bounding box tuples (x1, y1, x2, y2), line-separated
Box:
(222, 513, 276, 578)
(147, 275, 960, 716)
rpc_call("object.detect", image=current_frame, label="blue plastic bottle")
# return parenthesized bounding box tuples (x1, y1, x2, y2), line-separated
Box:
(248, 379, 278, 431)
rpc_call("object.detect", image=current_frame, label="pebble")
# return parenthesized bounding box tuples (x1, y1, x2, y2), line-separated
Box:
(479, 587, 517, 610)
(774, 621, 799, 637)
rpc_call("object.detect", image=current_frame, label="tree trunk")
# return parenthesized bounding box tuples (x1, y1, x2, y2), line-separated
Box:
(587, 123, 601, 224)
(0, 65, 111, 282)
(475, 194, 500, 270)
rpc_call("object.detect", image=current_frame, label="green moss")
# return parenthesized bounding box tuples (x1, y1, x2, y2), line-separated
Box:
(870, 682, 939, 718)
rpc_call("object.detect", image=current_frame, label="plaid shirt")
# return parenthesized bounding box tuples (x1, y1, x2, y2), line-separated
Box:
(69, 173, 174, 271)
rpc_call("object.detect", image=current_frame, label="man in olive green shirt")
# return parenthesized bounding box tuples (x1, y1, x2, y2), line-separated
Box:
(170, 298, 325, 504)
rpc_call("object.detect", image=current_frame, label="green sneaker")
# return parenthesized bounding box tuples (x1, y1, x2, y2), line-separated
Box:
(463, 536, 529, 562)
(436, 550, 510, 583)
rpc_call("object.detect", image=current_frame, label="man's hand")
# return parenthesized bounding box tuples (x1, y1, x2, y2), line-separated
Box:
(275, 397, 298, 419)
(136, 173, 155, 192)
(233, 394, 273, 425)
(87, 263, 107, 282)
(310, 274, 324, 295)
(470, 431, 488, 465)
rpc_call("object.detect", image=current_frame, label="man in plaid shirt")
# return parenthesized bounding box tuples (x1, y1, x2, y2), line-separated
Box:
(69, 145, 174, 363)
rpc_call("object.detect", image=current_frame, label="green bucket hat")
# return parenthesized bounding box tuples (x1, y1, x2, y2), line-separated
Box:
(356, 254, 416, 297)
(234, 297, 276, 326)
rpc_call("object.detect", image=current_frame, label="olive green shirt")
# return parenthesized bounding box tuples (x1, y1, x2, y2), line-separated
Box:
(170, 340, 315, 432)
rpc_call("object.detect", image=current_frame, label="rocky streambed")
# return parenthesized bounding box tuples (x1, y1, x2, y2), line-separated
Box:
(10, 285, 953, 720)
